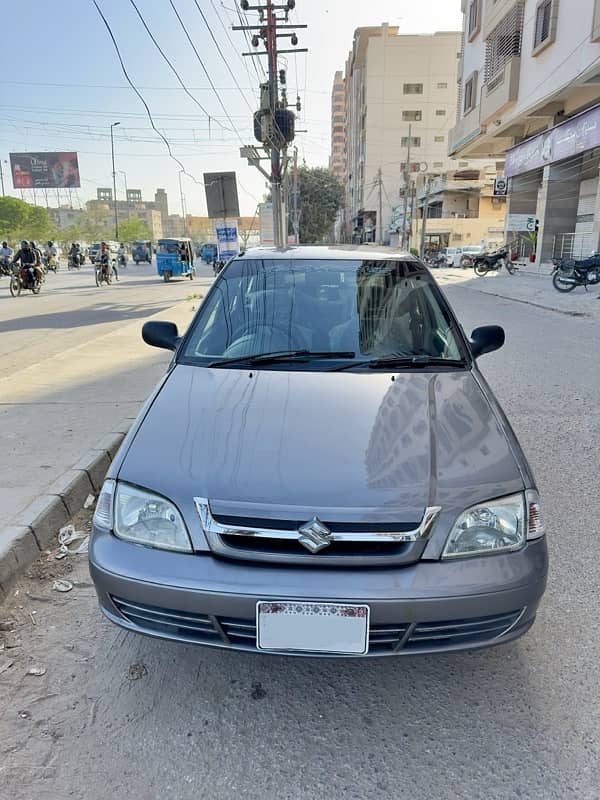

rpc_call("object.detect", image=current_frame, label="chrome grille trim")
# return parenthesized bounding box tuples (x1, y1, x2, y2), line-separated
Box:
(194, 497, 441, 565)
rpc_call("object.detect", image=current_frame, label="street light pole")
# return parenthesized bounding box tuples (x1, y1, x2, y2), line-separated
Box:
(110, 122, 120, 240)
(119, 171, 129, 218)
(178, 170, 187, 236)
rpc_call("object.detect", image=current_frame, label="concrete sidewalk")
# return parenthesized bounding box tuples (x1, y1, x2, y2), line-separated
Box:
(0, 296, 199, 596)
(434, 267, 600, 319)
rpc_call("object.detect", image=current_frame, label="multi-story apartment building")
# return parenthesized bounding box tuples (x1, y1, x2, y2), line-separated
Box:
(341, 25, 474, 243)
(330, 71, 346, 181)
(450, 0, 600, 261)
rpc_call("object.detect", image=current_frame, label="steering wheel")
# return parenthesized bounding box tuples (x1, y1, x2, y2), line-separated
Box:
(224, 322, 296, 357)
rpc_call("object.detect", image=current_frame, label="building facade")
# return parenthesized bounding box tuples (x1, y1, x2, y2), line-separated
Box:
(329, 71, 346, 181)
(340, 25, 480, 243)
(449, 0, 600, 261)
(412, 163, 507, 251)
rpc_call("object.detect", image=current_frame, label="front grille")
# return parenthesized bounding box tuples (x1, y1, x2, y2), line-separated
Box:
(220, 534, 412, 560)
(111, 596, 526, 655)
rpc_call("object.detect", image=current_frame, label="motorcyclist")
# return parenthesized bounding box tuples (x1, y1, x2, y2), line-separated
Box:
(117, 243, 127, 267)
(0, 241, 13, 274)
(12, 240, 44, 286)
(68, 242, 80, 268)
(43, 240, 58, 270)
(30, 241, 43, 268)
(98, 242, 118, 281)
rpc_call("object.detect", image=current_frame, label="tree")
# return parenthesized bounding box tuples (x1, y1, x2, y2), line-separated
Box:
(0, 196, 54, 243)
(117, 217, 152, 242)
(297, 167, 344, 244)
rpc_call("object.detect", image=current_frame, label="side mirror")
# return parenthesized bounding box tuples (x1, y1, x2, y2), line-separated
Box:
(142, 321, 180, 351)
(470, 325, 505, 358)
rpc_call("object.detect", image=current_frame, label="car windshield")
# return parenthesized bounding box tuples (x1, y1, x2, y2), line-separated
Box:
(181, 258, 465, 368)
(157, 242, 181, 255)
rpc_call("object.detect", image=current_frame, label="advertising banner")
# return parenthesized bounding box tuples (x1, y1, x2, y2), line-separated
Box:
(10, 152, 81, 189)
(215, 220, 239, 260)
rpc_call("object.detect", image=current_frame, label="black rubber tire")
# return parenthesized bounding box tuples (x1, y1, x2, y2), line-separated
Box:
(552, 270, 576, 293)
(9, 276, 20, 297)
(474, 263, 489, 277)
(163, 272, 171, 282)
(32, 281, 41, 295)
(95, 267, 101, 287)
(505, 260, 517, 275)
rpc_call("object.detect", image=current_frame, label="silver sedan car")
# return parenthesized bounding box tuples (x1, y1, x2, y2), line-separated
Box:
(89, 247, 547, 657)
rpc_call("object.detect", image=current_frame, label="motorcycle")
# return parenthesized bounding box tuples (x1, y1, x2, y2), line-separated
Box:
(0, 256, 12, 277)
(43, 255, 59, 273)
(9, 265, 42, 296)
(473, 246, 516, 276)
(68, 253, 81, 270)
(424, 252, 446, 269)
(551, 253, 600, 293)
(213, 258, 226, 275)
(95, 259, 114, 287)
(118, 253, 127, 268)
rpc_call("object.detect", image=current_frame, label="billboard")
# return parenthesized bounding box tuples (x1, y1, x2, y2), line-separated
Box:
(9, 152, 81, 189)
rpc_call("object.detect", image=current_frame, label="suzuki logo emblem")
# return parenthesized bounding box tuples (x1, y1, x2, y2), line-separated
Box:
(298, 517, 332, 553)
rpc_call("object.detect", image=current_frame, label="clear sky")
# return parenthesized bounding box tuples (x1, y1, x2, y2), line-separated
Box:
(0, 0, 462, 216)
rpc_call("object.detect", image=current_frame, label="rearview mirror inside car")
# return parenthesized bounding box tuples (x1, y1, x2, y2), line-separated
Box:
(142, 321, 180, 351)
(470, 325, 505, 358)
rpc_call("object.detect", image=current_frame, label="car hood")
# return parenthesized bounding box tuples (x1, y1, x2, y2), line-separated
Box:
(118, 365, 525, 550)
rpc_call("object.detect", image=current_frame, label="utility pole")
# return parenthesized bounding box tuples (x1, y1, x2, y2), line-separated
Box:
(178, 170, 188, 236)
(290, 146, 300, 244)
(401, 124, 412, 250)
(236, 1, 307, 249)
(377, 167, 383, 246)
(0, 159, 5, 196)
(110, 121, 120, 241)
(420, 176, 433, 258)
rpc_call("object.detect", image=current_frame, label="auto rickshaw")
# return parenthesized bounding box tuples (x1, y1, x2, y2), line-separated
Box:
(156, 238, 196, 282)
(132, 240, 152, 264)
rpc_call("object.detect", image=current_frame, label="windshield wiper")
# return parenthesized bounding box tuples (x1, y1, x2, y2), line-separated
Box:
(208, 350, 356, 367)
(332, 356, 467, 372)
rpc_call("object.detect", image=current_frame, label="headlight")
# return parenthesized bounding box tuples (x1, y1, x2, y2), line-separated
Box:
(93, 480, 192, 552)
(442, 493, 526, 559)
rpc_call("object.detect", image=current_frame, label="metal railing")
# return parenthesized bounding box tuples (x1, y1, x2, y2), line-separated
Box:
(552, 232, 598, 260)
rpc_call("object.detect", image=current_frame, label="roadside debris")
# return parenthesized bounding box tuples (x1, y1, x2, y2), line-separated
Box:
(0, 659, 14, 675)
(127, 663, 147, 681)
(251, 682, 267, 701)
(47, 525, 90, 561)
(52, 580, 73, 593)
(26, 666, 47, 677)
(84, 494, 96, 509)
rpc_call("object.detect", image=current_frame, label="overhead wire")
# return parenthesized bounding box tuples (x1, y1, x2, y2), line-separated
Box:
(168, 0, 246, 146)
(126, 0, 231, 133)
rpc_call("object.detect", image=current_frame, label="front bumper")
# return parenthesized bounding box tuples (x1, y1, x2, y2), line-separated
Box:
(89, 529, 548, 657)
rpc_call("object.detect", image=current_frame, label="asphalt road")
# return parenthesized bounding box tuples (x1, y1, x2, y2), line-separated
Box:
(0, 258, 214, 528)
(1, 282, 599, 800)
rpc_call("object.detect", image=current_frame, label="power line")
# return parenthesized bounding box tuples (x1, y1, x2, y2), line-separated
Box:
(91, 0, 205, 185)
(126, 0, 231, 133)
(203, 0, 258, 109)
(168, 0, 246, 146)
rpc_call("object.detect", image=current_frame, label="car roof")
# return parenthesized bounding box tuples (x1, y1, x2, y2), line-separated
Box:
(236, 245, 419, 262)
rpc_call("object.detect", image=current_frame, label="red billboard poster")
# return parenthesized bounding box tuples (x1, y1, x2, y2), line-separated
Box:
(9, 152, 81, 189)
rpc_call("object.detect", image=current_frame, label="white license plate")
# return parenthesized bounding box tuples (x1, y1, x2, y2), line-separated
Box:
(256, 601, 370, 655)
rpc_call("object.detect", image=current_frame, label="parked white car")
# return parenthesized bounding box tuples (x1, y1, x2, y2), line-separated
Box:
(443, 246, 485, 268)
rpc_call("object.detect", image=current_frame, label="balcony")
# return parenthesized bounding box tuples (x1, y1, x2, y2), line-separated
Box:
(448, 110, 482, 156)
(480, 56, 521, 126)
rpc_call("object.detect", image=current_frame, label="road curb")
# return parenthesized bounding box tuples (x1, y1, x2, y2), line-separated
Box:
(0, 428, 130, 602)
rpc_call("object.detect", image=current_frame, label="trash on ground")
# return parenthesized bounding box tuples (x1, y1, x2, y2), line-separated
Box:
(83, 494, 96, 509)
(0, 660, 15, 675)
(26, 666, 47, 677)
(127, 663, 147, 681)
(251, 682, 267, 701)
(0, 620, 16, 631)
(47, 525, 90, 560)
(52, 579, 73, 593)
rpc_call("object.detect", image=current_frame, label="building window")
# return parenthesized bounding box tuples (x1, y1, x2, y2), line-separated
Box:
(434, 135, 445, 142)
(400, 162, 421, 173)
(485, 3, 525, 82)
(403, 83, 423, 94)
(463, 71, 478, 114)
(435, 109, 446, 116)
(433, 162, 444, 168)
(468, 0, 481, 40)
(458, 161, 469, 167)
(437, 82, 448, 89)
(533, 0, 559, 54)
(401, 137, 421, 147)
(402, 110, 422, 121)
